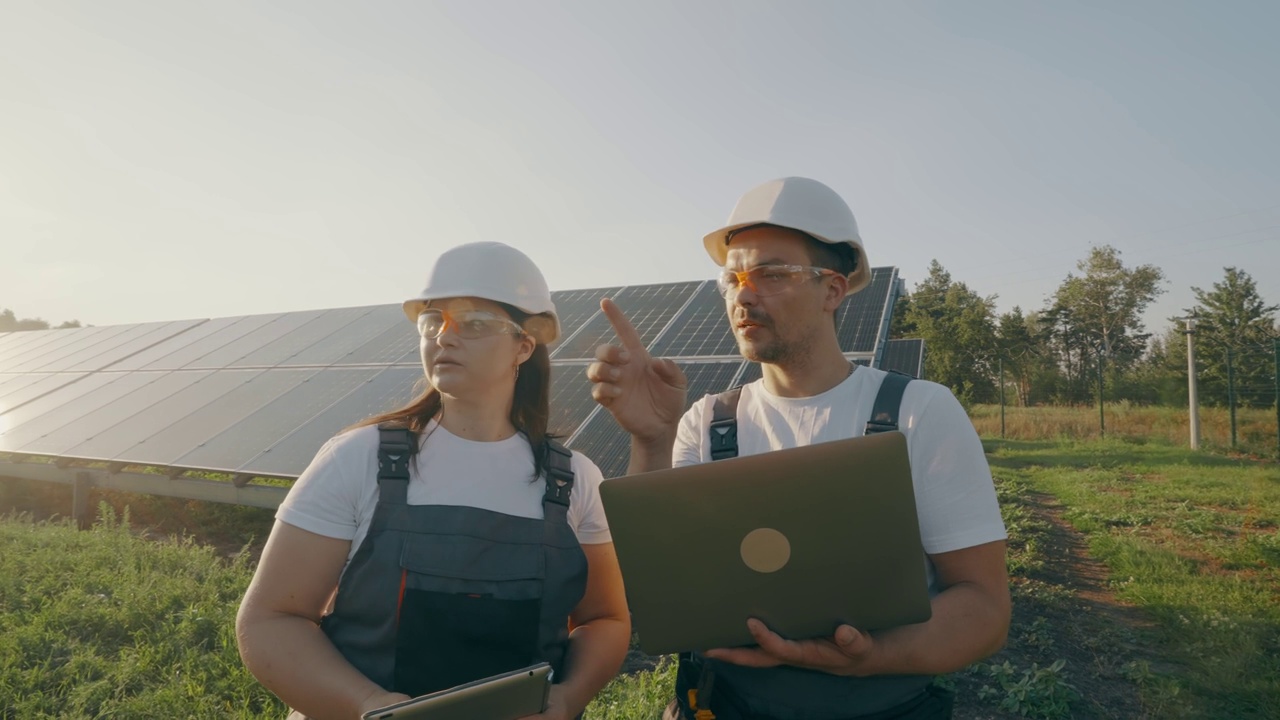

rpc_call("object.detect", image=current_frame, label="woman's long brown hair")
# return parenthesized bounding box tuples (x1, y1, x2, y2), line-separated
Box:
(351, 304, 556, 480)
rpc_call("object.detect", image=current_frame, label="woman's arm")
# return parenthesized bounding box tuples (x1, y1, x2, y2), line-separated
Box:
(236, 520, 409, 720)
(528, 541, 631, 719)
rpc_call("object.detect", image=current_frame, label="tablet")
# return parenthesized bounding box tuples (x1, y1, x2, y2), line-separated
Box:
(360, 662, 553, 720)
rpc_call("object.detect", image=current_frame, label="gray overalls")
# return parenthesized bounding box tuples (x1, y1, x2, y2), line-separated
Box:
(320, 427, 588, 698)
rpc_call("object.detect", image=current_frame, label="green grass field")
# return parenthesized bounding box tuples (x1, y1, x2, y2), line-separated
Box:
(1, 434, 1277, 718)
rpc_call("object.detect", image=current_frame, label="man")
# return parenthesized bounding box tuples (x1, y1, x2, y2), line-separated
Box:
(586, 177, 1009, 719)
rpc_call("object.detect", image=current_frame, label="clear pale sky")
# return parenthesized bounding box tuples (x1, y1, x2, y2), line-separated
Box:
(2, 1, 1277, 337)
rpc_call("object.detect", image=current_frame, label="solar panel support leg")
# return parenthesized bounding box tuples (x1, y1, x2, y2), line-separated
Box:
(73, 471, 93, 530)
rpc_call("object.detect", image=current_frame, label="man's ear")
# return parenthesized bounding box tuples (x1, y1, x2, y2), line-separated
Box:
(823, 272, 850, 313)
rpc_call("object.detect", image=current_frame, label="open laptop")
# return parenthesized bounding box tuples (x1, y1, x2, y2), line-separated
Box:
(599, 431, 931, 656)
(360, 662, 552, 720)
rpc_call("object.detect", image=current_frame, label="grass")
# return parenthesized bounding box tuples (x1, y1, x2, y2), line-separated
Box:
(2, 423, 1278, 718)
(0, 504, 282, 719)
(984, 437, 1280, 718)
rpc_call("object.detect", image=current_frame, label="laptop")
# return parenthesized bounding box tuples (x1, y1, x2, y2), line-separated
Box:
(599, 431, 931, 656)
(360, 662, 553, 720)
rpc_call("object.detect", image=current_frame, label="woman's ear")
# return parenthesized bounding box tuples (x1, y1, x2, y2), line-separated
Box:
(516, 334, 536, 365)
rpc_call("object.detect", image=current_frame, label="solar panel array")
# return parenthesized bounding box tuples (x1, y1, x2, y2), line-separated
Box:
(0, 268, 908, 480)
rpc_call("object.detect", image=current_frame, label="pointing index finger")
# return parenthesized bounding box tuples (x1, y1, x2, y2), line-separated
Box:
(600, 298, 645, 354)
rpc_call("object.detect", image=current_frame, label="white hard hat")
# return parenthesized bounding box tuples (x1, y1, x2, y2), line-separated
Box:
(703, 177, 871, 294)
(402, 241, 560, 344)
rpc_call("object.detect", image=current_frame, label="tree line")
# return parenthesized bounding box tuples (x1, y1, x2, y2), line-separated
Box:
(891, 245, 1280, 408)
(0, 308, 82, 333)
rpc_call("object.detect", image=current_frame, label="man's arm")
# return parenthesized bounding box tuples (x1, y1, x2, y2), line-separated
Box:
(705, 539, 1010, 676)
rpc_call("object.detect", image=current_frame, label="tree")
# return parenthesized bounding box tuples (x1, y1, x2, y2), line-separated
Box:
(1044, 246, 1165, 402)
(902, 260, 999, 404)
(0, 308, 82, 332)
(996, 307, 1062, 406)
(1184, 267, 1279, 407)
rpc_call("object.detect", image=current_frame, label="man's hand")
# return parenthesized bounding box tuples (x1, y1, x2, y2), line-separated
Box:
(586, 298, 686, 444)
(703, 619, 878, 677)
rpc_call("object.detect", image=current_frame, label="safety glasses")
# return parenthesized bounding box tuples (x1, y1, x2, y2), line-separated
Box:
(715, 264, 838, 298)
(416, 309, 527, 340)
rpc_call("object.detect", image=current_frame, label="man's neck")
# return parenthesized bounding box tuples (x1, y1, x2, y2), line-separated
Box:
(761, 349, 854, 398)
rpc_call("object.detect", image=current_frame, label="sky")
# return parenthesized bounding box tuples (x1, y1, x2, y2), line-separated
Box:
(2, 1, 1278, 339)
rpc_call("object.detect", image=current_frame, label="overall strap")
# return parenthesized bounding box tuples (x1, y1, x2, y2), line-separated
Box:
(376, 425, 417, 504)
(542, 439, 575, 510)
(708, 386, 743, 461)
(865, 371, 913, 435)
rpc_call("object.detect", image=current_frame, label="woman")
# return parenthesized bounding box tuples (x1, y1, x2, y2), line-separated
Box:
(236, 241, 630, 720)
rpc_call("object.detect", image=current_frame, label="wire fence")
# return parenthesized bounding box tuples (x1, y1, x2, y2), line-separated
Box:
(977, 339, 1280, 460)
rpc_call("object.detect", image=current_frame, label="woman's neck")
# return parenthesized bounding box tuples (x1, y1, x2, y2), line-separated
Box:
(436, 396, 518, 442)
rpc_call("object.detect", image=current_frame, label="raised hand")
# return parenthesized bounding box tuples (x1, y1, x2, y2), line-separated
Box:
(585, 298, 687, 445)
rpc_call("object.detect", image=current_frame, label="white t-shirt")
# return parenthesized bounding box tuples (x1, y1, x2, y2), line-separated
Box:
(674, 366, 1006, 591)
(277, 423, 612, 568)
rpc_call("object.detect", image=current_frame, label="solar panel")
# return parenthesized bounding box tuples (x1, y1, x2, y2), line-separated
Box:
(134, 314, 283, 370)
(240, 367, 421, 476)
(57, 370, 269, 462)
(171, 367, 384, 474)
(0, 373, 90, 415)
(0, 326, 95, 366)
(341, 321, 419, 366)
(547, 363, 595, 438)
(288, 305, 406, 366)
(551, 282, 699, 359)
(547, 287, 620, 354)
(105, 368, 317, 466)
(1, 268, 902, 486)
(2, 325, 135, 374)
(648, 282, 738, 358)
(0, 374, 152, 442)
(182, 311, 327, 369)
(836, 267, 897, 353)
(879, 338, 925, 378)
(227, 306, 374, 368)
(564, 411, 630, 479)
(10, 371, 213, 456)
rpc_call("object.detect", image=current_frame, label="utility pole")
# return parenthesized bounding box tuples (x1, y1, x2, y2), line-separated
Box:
(999, 356, 1006, 439)
(1185, 319, 1200, 451)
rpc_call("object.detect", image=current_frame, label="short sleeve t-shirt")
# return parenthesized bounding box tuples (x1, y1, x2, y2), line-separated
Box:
(277, 423, 612, 568)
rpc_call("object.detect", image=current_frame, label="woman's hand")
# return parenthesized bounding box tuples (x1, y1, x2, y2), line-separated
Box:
(515, 684, 575, 720)
(356, 689, 412, 718)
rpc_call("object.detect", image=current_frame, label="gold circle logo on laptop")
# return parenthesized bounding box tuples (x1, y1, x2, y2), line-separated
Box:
(740, 528, 791, 573)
